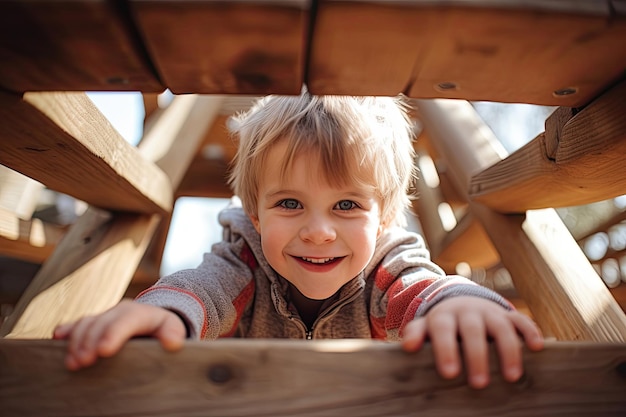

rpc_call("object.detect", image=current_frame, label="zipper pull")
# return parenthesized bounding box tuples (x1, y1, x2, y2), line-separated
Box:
(305, 330, 313, 340)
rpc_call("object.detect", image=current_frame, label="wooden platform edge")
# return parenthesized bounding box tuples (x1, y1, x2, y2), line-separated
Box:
(0, 339, 625, 416)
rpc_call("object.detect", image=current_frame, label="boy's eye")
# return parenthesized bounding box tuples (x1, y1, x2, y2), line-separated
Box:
(278, 199, 302, 209)
(335, 200, 357, 210)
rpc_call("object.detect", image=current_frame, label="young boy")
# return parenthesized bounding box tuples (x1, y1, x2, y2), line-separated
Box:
(54, 92, 543, 389)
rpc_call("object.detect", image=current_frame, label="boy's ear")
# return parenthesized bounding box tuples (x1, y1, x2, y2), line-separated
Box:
(249, 214, 261, 233)
(377, 221, 386, 238)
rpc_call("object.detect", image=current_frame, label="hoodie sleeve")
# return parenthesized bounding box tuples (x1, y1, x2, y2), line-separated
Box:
(368, 228, 512, 341)
(135, 203, 257, 340)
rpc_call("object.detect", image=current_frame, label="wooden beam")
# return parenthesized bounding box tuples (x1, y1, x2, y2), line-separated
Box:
(0, 0, 162, 93)
(474, 204, 626, 342)
(137, 94, 225, 188)
(413, 139, 499, 272)
(131, 95, 225, 288)
(308, 1, 626, 106)
(470, 80, 626, 213)
(130, 0, 307, 95)
(0, 207, 65, 264)
(434, 215, 500, 273)
(0, 339, 625, 416)
(0, 208, 160, 338)
(415, 99, 626, 342)
(0, 91, 173, 214)
(176, 114, 237, 198)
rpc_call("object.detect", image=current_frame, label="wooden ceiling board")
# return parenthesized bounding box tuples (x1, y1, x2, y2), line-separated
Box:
(308, 1, 626, 106)
(308, 2, 425, 96)
(409, 7, 626, 107)
(0, 0, 163, 93)
(130, 1, 308, 95)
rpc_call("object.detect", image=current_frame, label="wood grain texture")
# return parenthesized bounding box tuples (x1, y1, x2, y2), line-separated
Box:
(0, 208, 160, 338)
(413, 137, 499, 272)
(470, 80, 626, 212)
(0, 339, 625, 416)
(473, 204, 626, 342)
(308, 1, 626, 106)
(0, 91, 173, 214)
(131, 0, 307, 94)
(176, 114, 237, 198)
(0, 0, 162, 93)
(129, 94, 226, 293)
(138, 94, 225, 189)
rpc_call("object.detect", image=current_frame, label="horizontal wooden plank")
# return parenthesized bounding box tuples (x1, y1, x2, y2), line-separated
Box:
(0, 339, 625, 416)
(131, 0, 307, 94)
(1, 0, 622, 104)
(308, 1, 626, 106)
(0, 91, 173, 214)
(469, 79, 626, 212)
(0, 0, 163, 93)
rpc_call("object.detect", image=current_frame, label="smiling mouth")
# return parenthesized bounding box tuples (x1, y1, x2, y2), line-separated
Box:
(300, 257, 338, 264)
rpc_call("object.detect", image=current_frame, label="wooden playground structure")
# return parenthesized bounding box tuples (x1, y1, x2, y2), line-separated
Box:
(0, 1, 625, 415)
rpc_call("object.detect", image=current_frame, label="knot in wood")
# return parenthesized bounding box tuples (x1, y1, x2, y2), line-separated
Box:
(208, 364, 233, 384)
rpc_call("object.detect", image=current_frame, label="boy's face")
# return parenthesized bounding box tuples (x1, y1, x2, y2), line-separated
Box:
(249, 140, 383, 300)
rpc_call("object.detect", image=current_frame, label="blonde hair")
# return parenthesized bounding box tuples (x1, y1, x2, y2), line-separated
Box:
(227, 91, 416, 227)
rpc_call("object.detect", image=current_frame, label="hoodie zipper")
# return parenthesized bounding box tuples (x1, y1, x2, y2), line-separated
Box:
(293, 287, 364, 340)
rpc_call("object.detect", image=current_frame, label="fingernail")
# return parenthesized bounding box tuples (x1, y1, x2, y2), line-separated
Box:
(441, 362, 458, 378)
(471, 374, 489, 389)
(507, 366, 522, 381)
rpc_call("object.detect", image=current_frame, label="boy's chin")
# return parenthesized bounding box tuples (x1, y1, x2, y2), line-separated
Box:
(294, 285, 340, 301)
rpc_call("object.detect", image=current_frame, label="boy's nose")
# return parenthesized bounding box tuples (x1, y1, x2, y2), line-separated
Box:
(299, 215, 336, 244)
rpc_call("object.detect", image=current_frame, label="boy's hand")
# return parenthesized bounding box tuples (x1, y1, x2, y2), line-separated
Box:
(53, 300, 187, 371)
(401, 296, 544, 389)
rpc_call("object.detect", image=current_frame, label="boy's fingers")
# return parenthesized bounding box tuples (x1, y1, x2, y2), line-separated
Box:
(65, 316, 98, 369)
(427, 313, 461, 379)
(511, 313, 544, 351)
(459, 312, 489, 389)
(94, 306, 156, 357)
(53, 322, 73, 339)
(486, 315, 523, 383)
(96, 305, 185, 356)
(401, 318, 427, 352)
(154, 314, 187, 352)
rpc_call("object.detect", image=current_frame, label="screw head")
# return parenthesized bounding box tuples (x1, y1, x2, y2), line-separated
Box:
(553, 87, 578, 97)
(436, 82, 458, 91)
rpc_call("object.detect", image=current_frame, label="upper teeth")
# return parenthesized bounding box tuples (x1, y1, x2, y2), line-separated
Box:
(302, 257, 334, 264)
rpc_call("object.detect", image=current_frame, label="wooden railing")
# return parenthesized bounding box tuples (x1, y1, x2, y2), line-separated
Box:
(1, 339, 625, 417)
